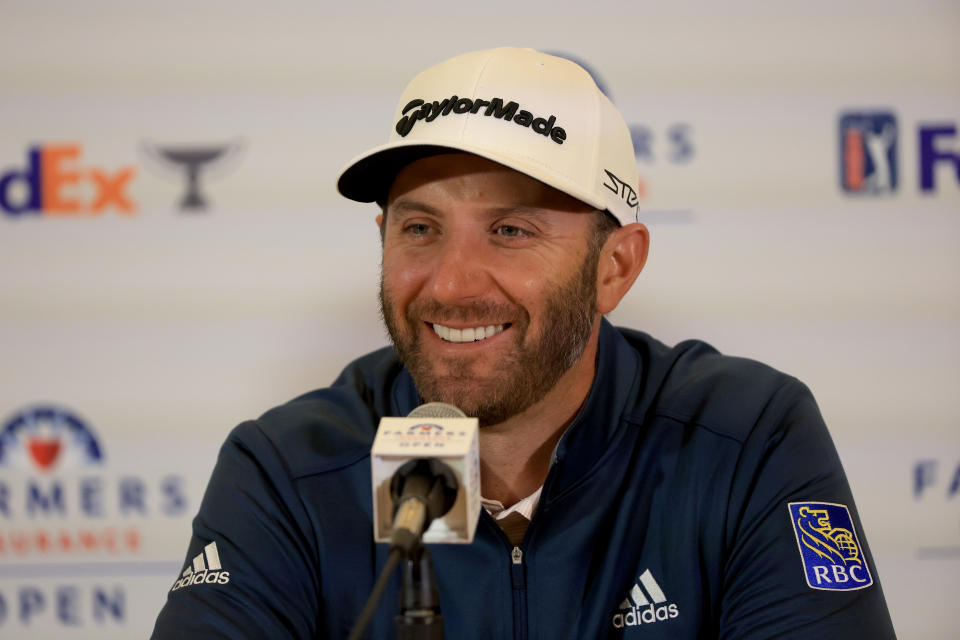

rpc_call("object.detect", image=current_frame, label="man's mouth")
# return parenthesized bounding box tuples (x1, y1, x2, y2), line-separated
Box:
(431, 323, 508, 344)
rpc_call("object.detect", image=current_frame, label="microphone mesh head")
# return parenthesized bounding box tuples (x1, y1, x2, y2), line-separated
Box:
(408, 402, 467, 419)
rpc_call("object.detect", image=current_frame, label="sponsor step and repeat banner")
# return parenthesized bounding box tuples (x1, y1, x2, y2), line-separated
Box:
(1, 2, 957, 638)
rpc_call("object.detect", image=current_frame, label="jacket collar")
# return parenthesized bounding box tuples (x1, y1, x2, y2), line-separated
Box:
(544, 318, 641, 502)
(390, 317, 643, 499)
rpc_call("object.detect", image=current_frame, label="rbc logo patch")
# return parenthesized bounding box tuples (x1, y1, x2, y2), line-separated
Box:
(788, 502, 873, 591)
(0, 405, 104, 472)
(839, 111, 898, 194)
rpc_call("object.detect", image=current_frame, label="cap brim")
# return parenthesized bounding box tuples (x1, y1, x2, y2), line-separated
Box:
(337, 143, 458, 204)
(336, 139, 607, 211)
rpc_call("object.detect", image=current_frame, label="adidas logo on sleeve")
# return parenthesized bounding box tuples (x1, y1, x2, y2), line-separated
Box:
(611, 569, 679, 629)
(171, 541, 231, 591)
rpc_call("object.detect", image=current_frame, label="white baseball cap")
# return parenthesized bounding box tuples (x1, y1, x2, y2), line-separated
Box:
(336, 47, 640, 226)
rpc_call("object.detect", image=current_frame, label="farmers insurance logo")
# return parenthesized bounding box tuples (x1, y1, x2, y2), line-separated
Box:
(0, 404, 189, 628)
(376, 423, 467, 450)
(0, 405, 103, 472)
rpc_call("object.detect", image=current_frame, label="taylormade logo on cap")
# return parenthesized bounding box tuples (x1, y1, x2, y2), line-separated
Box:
(395, 96, 567, 145)
(337, 47, 641, 225)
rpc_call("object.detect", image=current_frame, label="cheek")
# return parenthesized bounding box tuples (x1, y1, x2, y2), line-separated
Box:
(517, 275, 540, 294)
(382, 253, 427, 302)
(509, 276, 556, 330)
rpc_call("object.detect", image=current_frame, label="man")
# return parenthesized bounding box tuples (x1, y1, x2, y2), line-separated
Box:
(152, 48, 896, 638)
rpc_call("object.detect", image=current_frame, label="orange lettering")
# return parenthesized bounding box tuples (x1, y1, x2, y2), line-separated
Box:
(89, 167, 136, 213)
(58, 529, 73, 552)
(34, 530, 51, 552)
(103, 527, 118, 552)
(79, 529, 98, 550)
(125, 527, 141, 551)
(41, 144, 82, 213)
(12, 532, 29, 554)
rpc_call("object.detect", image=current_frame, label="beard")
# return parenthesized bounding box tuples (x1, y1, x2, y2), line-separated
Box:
(379, 249, 599, 427)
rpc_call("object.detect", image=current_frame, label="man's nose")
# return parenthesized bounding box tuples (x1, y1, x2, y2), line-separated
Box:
(426, 232, 492, 304)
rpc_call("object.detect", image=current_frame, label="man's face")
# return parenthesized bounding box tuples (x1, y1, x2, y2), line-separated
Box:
(378, 153, 604, 426)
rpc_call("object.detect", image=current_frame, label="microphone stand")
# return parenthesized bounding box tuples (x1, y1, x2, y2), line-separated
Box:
(350, 450, 460, 640)
(395, 544, 443, 640)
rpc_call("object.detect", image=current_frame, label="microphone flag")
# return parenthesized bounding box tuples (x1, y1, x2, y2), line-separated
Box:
(370, 404, 481, 544)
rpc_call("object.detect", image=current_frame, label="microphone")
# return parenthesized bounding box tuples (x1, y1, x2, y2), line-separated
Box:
(350, 403, 476, 640)
(371, 402, 481, 549)
(389, 457, 458, 552)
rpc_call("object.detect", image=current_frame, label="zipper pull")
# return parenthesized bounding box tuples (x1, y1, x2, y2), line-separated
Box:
(511, 546, 523, 565)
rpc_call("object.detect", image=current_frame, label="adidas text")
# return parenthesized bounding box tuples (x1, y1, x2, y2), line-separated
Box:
(612, 569, 679, 629)
(612, 603, 680, 629)
(395, 96, 567, 144)
(171, 569, 231, 591)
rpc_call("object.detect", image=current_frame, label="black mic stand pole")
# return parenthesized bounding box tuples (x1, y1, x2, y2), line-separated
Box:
(395, 544, 443, 640)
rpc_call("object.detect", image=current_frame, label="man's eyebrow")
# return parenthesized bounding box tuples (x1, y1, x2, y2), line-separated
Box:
(387, 199, 442, 217)
(488, 205, 546, 216)
(387, 201, 571, 221)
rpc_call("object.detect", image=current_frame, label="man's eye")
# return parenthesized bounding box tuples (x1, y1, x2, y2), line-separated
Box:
(496, 225, 528, 238)
(405, 223, 431, 236)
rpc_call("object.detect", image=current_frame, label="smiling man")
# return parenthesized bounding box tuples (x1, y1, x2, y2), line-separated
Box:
(152, 48, 895, 639)
(376, 153, 644, 507)
(380, 156, 607, 428)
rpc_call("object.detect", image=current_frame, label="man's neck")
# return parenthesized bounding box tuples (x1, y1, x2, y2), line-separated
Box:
(478, 324, 600, 507)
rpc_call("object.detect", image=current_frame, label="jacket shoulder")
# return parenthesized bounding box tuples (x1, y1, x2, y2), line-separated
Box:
(619, 327, 806, 444)
(228, 345, 404, 478)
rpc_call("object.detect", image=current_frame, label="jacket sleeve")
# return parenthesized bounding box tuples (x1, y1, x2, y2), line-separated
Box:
(718, 379, 897, 639)
(151, 421, 321, 640)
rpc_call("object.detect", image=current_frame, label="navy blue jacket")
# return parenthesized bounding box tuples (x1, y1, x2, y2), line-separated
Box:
(152, 320, 896, 638)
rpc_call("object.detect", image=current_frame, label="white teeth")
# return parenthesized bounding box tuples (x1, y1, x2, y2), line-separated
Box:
(432, 323, 505, 343)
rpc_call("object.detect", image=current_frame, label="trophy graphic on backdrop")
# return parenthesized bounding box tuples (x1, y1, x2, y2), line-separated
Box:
(142, 140, 244, 211)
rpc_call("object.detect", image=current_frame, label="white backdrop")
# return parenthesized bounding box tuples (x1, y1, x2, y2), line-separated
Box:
(1, 1, 958, 637)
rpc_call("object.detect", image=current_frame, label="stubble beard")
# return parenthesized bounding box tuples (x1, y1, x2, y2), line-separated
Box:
(379, 250, 599, 427)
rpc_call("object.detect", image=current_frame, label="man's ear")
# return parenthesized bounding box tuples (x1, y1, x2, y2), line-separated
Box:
(376, 213, 385, 243)
(596, 222, 650, 315)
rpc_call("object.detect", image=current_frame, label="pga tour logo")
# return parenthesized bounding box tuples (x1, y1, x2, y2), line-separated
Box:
(839, 111, 898, 195)
(789, 502, 873, 591)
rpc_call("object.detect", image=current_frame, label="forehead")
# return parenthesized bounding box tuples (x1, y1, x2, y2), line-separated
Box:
(386, 153, 595, 213)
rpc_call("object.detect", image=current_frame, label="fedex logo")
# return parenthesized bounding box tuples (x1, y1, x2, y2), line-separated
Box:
(0, 144, 136, 216)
